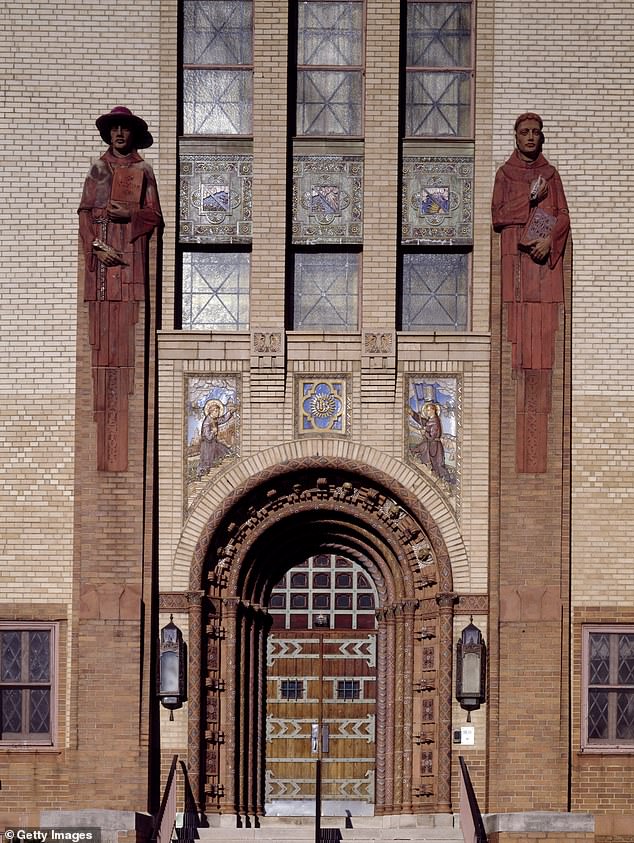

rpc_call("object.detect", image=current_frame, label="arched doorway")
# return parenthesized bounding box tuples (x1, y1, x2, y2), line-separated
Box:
(186, 460, 456, 824)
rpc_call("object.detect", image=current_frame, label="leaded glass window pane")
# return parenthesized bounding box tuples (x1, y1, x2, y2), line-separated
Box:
(183, 69, 253, 134)
(405, 70, 470, 137)
(1, 688, 22, 734)
(29, 631, 50, 682)
(293, 252, 359, 330)
(1, 632, 21, 682)
(298, 2, 363, 66)
(406, 2, 471, 67)
(183, 1, 253, 65)
(182, 252, 250, 330)
(405, 0, 472, 137)
(29, 688, 51, 734)
(589, 633, 610, 684)
(616, 691, 634, 740)
(401, 252, 468, 330)
(297, 70, 362, 136)
(619, 634, 634, 684)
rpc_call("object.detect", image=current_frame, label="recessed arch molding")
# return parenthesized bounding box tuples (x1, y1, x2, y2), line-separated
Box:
(182, 456, 462, 823)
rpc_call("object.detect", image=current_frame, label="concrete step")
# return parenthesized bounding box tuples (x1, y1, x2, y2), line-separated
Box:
(197, 815, 463, 842)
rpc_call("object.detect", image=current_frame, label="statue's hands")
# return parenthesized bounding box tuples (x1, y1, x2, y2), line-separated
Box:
(529, 176, 548, 204)
(93, 245, 120, 266)
(106, 200, 132, 222)
(527, 235, 552, 262)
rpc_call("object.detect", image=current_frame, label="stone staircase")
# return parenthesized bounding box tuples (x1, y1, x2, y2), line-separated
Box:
(197, 815, 463, 843)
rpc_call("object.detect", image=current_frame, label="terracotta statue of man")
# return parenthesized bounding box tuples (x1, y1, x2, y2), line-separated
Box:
(492, 113, 570, 473)
(78, 106, 162, 471)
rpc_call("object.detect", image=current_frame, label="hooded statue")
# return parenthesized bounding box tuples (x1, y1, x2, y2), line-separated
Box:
(492, 113, 570, 473)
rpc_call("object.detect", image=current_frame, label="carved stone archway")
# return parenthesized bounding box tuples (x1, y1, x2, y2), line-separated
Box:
(185, 458, 457, 824)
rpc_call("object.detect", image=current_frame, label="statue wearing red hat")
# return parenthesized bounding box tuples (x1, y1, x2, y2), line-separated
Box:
(78, 107, 162, 471)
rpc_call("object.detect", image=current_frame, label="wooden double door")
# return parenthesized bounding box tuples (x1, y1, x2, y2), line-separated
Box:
(265, 555, 378, 815)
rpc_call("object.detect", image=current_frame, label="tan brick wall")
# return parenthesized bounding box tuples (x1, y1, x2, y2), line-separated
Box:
(0, 0, 172, 821)
(491, 2, 634, 610)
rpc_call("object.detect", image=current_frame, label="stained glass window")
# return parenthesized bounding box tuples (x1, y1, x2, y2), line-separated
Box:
(405, 1, 472, 137)
(293, 252, 359, 330)
(400, 251, 468, 330)
(296, 1, 364, 136)
(0, 626, 54, 743)
(182, 252, 250, 330)
(584, 628, 634, 747)
(182, 0, 253, 135)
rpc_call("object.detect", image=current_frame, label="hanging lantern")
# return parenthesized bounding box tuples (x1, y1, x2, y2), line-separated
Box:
(157, 615, 187, 719)
(456, 618, 486, 721)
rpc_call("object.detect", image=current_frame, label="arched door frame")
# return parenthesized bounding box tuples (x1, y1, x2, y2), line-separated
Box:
(185, 457, 457, 823)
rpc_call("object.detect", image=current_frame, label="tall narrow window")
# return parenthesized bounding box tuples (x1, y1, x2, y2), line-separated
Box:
(405, 0, 473, 138)
(583, 626, 634, 749)
(182, 0, 253, 135)
(0, 625, 55, 745)
(399, 1, 474, 330)
(179, 0, 253, 330)
(296, 0, 364, 136)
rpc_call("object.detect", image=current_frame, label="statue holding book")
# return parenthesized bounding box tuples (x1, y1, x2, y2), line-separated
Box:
(492, 113, 570, 473)
(78, 106, 162, 471)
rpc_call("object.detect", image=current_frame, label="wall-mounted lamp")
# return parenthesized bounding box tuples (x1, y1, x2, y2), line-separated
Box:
(456, 618, 486, 722)
(157, 615, 187, 719)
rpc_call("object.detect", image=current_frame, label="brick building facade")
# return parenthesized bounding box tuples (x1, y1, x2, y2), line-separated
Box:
(2, 0, 634, 838)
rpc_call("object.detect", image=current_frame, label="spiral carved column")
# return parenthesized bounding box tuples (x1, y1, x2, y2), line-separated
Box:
(436, 592, 458, 811)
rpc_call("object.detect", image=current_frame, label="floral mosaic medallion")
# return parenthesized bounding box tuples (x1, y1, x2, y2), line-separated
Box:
(406, 377, 460, 499)
(185, 375, 240, 514)
(299, 378, 349, 435)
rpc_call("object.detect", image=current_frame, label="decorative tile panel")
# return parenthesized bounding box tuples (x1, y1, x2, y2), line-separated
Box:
(401, 153, 473, 244)
(297, 377, 350, 435)
(406, 377, 461, 500)
(180, 153, 252, 243)
(292, 156, 363, 243)
(184, 375, 240, 515)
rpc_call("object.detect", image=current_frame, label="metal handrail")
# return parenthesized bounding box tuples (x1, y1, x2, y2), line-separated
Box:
(458, 756, 488, 843)
(153, 754, 179, 843)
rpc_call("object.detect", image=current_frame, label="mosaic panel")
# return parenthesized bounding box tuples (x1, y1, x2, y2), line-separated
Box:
(180, 154, 252, 243)
(401, 154, 473, 244)
(406, 377, 460, 500)
(185, 375, 240, 514)
(297, 377, 350, 435)
(292, 156, 363, 243)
